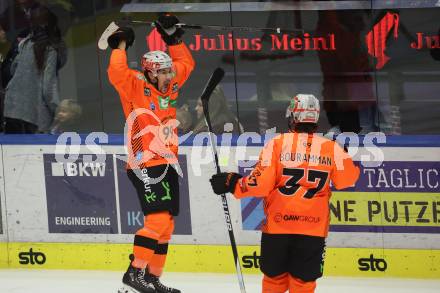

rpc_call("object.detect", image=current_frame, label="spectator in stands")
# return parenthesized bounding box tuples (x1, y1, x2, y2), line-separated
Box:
(3, 5, 62, 133)
(0, 0, 67, 90)
(176, 104, 193, 134)
(49, 99, 82, 134)
(0, 28, 7, 132)
(316, 9, 377, 136)
(193, 85, 243, 134)
(0, 0, 41, 89)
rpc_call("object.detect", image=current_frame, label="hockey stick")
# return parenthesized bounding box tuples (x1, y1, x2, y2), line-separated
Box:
(201, 68, 246, 293)
(98, 20, 303, 50)
(98, 21, 120, 50)
(130, 20, 303, 34)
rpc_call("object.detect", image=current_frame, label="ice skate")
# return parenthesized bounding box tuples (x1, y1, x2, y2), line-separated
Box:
(146, 272, 181, 293)
(118, 257, 155, 293)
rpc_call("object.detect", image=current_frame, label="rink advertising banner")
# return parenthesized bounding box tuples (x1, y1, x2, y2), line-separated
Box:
(329, 192, 440, 233)
(0, 194, 3, 235)
(117, 154, 192, 235)
(231, 246, 440, 278)
(239, 162, 265, 231)
(343, 161, 440, 193)
(2, 242, 439, 278)
(0, 154, 3, 235)
(239, 161, 440, 233)
(0, 140, 439, 278)
(43, 154, 119, 234)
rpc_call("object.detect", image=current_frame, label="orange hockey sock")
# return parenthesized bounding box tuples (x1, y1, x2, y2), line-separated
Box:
(148, 242, 169, 276)
(288, 275, 316, 293)
(262, 273, 289, 293)
(132, 212, 173, 269)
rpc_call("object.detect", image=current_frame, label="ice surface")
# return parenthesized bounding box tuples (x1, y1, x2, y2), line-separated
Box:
(0, 270, 439, 293)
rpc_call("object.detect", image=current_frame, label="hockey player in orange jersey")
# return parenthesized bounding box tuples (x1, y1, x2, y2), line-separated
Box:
(107, 14, 194, 293)
(210, 94, 360, 293)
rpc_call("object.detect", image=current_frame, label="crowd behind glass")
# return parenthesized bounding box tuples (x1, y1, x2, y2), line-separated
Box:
(0, 0, 438, 136)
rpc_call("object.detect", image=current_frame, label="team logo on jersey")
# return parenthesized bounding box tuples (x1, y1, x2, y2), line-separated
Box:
(150, 102, 156, 111)
(136, 74, 147, 81)
(247, 163, 264, 186)
(144, 87, 151, 96)
(238, 179, 248, 193)
(172, 82, 179, 93)
(159, 96, 170, 109)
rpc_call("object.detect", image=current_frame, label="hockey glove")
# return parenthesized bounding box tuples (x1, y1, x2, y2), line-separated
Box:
(154, 14, 184, 46)
(210, 172, 242, 195)
(108, 26, 135, 50)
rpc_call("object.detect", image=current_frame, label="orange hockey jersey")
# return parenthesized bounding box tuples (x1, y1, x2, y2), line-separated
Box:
(233, 132, 360, 237)
(108, 43, 195, 169)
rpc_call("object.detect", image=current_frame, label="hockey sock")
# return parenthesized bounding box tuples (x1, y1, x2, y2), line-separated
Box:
(149, 242, 169, 276)
(132, 212, 173, 269)
(288, 275, 316, 293)
(262, 273, 289, 293)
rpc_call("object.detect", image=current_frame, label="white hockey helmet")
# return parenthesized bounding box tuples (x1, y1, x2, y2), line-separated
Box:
(286, 94, 320, 124)
(141, 50, 172, 73)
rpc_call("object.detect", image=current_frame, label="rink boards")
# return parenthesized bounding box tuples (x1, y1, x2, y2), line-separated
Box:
(1, 242, 440, 279)
(0, 135, 439, 278)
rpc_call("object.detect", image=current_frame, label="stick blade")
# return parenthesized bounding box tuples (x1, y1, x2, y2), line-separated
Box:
(201, 67, 225, 103)
(98, 21, 120, 50)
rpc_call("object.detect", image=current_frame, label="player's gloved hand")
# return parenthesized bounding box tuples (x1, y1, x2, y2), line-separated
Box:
(108, 26, 135, 50)
(210, 172, 242, 195)
(154, 14, 184, 46)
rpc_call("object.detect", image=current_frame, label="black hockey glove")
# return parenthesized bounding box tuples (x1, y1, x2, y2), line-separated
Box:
(108, 26, 135, 50)
(210, 172, 242, 195)
(154, 14, 184, 46)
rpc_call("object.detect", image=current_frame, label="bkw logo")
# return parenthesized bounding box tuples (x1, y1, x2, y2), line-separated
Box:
(51, 162, 106, 177)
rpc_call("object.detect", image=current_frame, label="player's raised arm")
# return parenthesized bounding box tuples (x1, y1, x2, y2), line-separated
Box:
(107, 26, 140, 100)
(155, 14, 195, 87)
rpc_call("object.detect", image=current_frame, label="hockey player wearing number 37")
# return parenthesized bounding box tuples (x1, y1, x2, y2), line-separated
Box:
(107, 15, 194, 293)
(210, 94, 360, 293)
